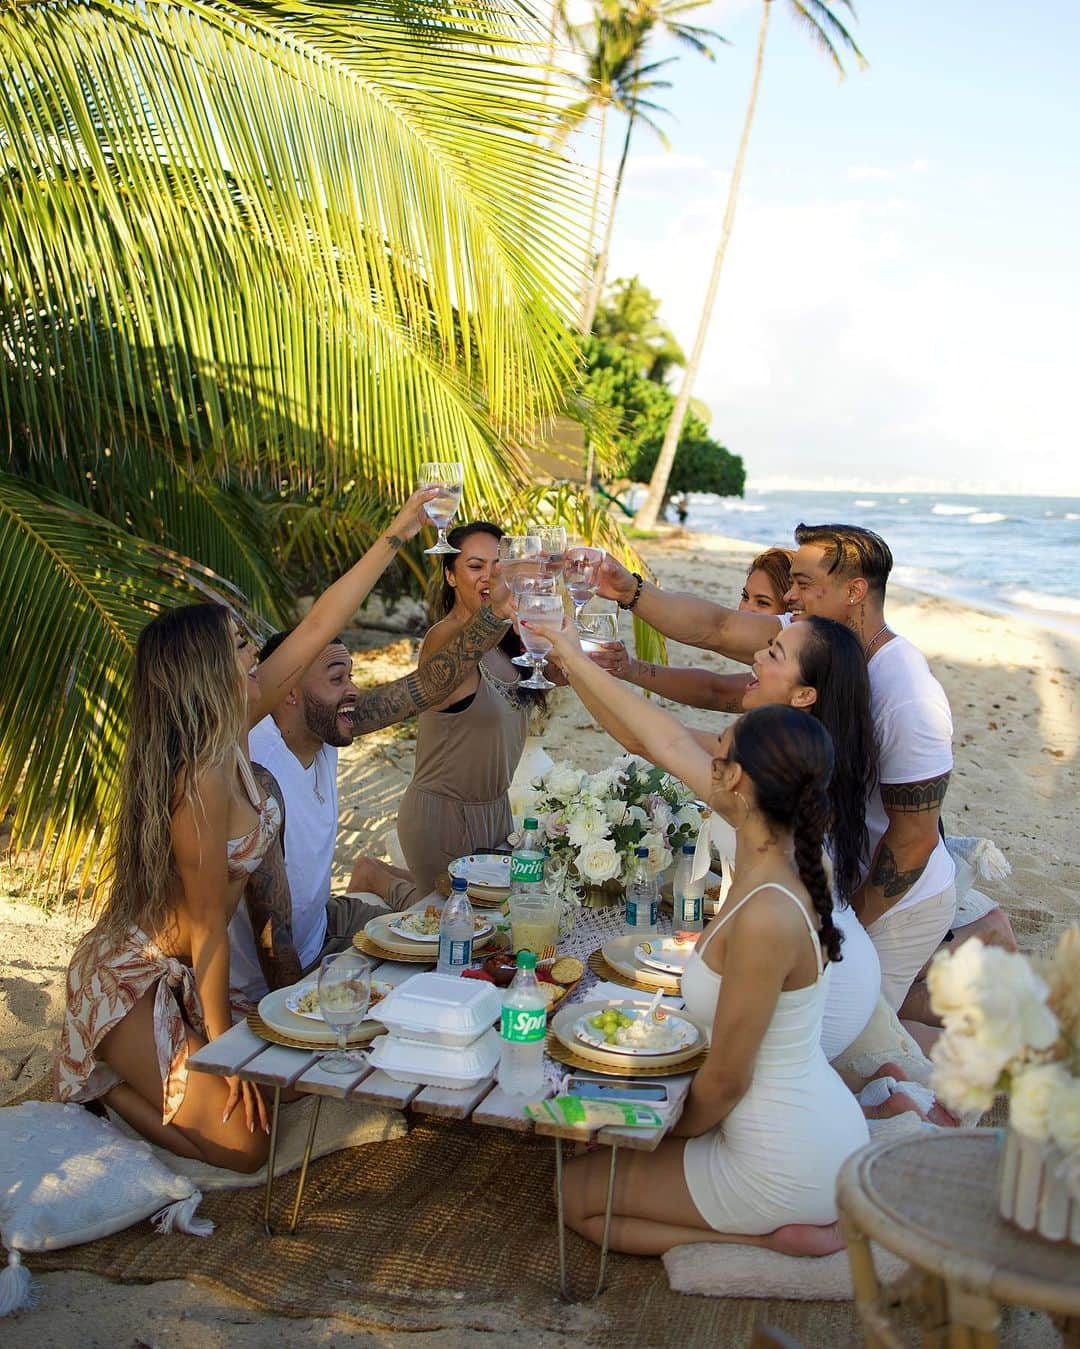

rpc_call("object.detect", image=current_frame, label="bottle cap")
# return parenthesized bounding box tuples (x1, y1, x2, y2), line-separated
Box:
(635, 846, 648, 857)
(523, 817, 538, 830)
(451, 875, 469, 891)
(516, 951, 538, 970)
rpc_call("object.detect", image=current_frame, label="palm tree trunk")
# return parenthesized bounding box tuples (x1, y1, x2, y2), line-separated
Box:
(633, 0, 771, 529)
(581, 89, 638, 334)
(578, 101, 609, 330)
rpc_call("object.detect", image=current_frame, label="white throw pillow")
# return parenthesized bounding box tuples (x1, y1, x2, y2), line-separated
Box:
(0, 1101, 213, 1315)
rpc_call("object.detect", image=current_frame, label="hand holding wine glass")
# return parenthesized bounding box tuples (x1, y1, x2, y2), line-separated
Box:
(535, 525, 567, 579)
(563, 544, 604, 619)
(515, 580, 565, 690)
(317, 951, 372, 1074)
(418, 461, 464, 555)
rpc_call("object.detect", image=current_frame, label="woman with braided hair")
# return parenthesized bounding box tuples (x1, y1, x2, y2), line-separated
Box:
(529, 614, 869, 1256)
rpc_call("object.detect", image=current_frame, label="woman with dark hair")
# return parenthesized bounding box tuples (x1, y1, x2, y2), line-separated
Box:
(389, 521, 541, 902)
(531, 620, 869, 1255)
(54, 489, 438, 1170)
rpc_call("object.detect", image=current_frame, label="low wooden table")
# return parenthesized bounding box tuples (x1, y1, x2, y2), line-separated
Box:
(190, 954, 693, 1302)
(837, 1130, 1080, 1347)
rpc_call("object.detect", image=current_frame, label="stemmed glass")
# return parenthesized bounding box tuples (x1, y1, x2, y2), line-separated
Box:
(577, 604, 619, 653)
(418, 461, 464, 555)
(516, 580, 564, 690)
(563, 545, 604, 620)
(535, 525, 567, 579)
(317, 950, 372, 1074)
(500, 535, 544, 667)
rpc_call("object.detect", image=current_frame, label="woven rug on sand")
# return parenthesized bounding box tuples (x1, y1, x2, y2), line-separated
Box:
(27, 1117, 862, 1346)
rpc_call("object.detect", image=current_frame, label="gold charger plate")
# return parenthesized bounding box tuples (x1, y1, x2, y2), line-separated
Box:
(365, 910, 500, 957)
(599, 934, 681, 993)
(550, 998, 708, 1071)
(352, 931, 437, 964)
(246, 1011, 381, 1051)
(546, 1033, 706, 1077)
(588, 948, 682, 995)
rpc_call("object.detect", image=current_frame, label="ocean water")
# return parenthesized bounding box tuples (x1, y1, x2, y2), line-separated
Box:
(677, 489, 1080, 634)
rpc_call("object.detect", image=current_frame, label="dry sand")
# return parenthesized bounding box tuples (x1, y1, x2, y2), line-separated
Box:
(2, 528, 1077, 1344)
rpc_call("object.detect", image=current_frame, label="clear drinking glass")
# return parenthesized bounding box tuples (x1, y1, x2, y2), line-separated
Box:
(535, 525, 567, 579)
(577, 604, 619, 653)
(500, 535, 544, 666)
(516, 583, 564, 690)
(317, 951, 372, 1074)
(563, 545, 604, 619)
(419, 461, 464, 555)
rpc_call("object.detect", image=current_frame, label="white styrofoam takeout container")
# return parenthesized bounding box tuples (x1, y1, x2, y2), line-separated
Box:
(367, 1027, 501, 1089)
(371, 971, 501, 1047)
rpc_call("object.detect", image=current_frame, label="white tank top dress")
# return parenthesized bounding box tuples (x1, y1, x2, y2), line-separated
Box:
(681, 884, 870, 1234)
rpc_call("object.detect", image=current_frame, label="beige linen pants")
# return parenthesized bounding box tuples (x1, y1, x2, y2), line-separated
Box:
(866, 883, 957, 1011)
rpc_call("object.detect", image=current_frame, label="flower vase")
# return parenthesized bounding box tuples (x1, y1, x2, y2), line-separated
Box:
(997, 1125, 1080, 1245)
(582, 880, 625, 910)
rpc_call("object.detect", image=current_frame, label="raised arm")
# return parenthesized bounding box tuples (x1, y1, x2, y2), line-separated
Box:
(348, 603, 512, 734)
(588, 641, 750, 713)
(596, 554, 780, 665)
(249, 487, 439, 727)
(242, 766, 302, 993)
(532, 617, 720, 802)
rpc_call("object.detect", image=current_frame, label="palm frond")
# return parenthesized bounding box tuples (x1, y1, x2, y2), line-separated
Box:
(787, 0, 865, 75)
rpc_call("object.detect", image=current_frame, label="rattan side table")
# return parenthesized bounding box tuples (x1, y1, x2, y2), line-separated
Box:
(837, 1130, 1080, 1348)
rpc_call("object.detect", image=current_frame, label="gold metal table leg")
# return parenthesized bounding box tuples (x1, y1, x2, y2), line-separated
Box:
(286, 1094, 323, 1235)
(261, 1085, 283, 1236)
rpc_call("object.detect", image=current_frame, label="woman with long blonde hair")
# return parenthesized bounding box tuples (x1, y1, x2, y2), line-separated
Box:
(54, 489, 437, 1171)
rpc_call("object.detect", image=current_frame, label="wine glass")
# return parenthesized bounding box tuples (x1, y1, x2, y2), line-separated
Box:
(577, 602, 619, 653)
(418, 461, 464, 555)
(535, 525, 567, 579)
(500, 536, 544, 666)
(563, 544, 604, 620)
(516, 582, 564, 690)
(317, 951, 372, 1074)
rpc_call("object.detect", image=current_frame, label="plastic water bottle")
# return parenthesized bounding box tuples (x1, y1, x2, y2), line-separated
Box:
(673, 842, 704, 932)
(437, 877, 474, 975)
(509, 817, 545, 898)
(497, 951, 546, 1097)
(624, 846, 658, 934)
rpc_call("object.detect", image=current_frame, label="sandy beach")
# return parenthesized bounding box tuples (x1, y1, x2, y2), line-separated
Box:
(2, 528, 1077, 1344)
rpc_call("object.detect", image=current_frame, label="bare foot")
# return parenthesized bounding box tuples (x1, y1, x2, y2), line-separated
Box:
(869, 1061, 910, 1083)
(764, 1221, 845, 1257)
(928, 1101, 959, 1128)
(863, 1091, 930, 1123)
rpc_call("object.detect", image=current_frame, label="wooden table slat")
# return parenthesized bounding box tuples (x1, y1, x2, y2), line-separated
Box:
(411, 1077, 497, 1119)
(294, 1058, 376, 1099)
(243, 1044, 320, 1087)
(471, 1083, 550, 1133)
(188, 1021, 269, 1075)
(349, 1068, 422, 1110)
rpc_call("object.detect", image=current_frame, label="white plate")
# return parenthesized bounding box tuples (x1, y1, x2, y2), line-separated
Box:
(284, 978, 393, 1022)
(387, 914, 494, 945)
(634, 938, 697, 977)
(574, 1006, 699, 1058)
(448, 853, 512, 889)
(257, 984, 384, 1046)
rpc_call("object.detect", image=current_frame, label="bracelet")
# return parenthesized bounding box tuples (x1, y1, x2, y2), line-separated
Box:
(618, 572, 644, 611)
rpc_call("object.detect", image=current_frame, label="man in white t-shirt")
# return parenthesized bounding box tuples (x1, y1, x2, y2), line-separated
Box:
(230, 603, 511, 1006)
(596, 522, 971, 1012)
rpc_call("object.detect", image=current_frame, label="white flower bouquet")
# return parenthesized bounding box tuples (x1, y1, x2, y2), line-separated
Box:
(928, 928, 1080, 1242)
(511, 754, 701, 895)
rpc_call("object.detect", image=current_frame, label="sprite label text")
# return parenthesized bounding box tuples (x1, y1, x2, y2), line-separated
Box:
(510, 854, 545, 885)
(501, 1006, 547, 1043)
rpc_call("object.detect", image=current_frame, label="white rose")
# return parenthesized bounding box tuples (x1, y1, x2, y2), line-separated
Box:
(648, 800, 674, 834)
(586, 768, 620, 797)
(1049, 1077, 1080, 1156)
(605, 799, 630, 826)
(566, 805, 611, 848)
(930, 1031, 1004, 1114)
(639, 830, 673, 876)
(576, 840, 623, 884)
(928, 942, 1059, 1053)
(1010, 1063, 1070, 1142)
(543, 762, 584, 801)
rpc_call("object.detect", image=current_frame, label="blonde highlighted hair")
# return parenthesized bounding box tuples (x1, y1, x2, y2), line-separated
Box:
(746, 547, 794, 612)
(96, 603, 247, 941)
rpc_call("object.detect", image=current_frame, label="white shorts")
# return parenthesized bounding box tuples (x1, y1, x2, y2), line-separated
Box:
(866, 884, 957, 1011)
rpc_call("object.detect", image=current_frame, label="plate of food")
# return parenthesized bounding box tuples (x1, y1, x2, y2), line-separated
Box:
(634, 936, 698, 977)
(574, 1004, 699, 1058)
(448, 853, 512, 890)
(284, 977, 392, 1022)
(387, 905, 494, 945)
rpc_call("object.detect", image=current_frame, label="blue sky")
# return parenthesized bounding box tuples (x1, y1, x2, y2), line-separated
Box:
(563, 0, 1080, 494)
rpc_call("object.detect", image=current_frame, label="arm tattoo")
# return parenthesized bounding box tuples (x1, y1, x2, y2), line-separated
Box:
(385, 533, 405, 552)
(244, 765, 302, 990)
(348, 603, 510, 735)
(869, 842, 928, 900)
(880, 773, 951, 814)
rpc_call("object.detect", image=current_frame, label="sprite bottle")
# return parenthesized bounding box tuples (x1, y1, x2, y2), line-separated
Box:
(497, 951, 546, 1097)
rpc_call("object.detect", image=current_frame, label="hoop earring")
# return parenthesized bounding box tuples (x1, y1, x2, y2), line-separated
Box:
(733, 790, 751, 831)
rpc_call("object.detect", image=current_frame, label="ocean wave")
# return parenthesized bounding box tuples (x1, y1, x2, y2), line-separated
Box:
(854, 499, 878, 507)
(1001, 588, 1080, 618)
(1067, 513, 1080, 521)
(931, 503, 980, 516)
(967, 512, 1008, 525)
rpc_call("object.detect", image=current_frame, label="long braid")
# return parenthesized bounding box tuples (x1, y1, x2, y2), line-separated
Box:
(792, 779, 843, 964)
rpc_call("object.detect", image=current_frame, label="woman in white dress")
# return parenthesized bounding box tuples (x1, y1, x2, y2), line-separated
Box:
(536, 618, 869, 1256)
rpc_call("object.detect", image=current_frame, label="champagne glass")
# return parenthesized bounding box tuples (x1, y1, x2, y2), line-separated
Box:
(317, 951, 372, 1074)
(516, 582, 564, 690)
(419, 461, 464, 555)
(563, 544, 604, 620)
(501, 535, 544, 666)
(577, 603, 619, 653)
(535, 525, 567, 579)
